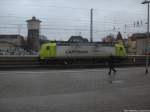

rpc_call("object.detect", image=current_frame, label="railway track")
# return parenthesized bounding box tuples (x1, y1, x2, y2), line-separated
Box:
(0, 55, 149, 69)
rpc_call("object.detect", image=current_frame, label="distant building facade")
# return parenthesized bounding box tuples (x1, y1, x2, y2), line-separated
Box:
(129, 33, 150, 55)
(128, 36, 136, 55)
(102, 34, 115, 43)
(0, 35, 30, 55)
(26, 16, 41, 51)
(0, 35, 25, 48)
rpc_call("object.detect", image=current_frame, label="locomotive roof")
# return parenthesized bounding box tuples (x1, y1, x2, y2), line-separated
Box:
(55, 42, 115, 46)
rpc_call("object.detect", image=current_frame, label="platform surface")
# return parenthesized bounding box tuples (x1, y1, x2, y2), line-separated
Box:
(0, 67, 150, 112)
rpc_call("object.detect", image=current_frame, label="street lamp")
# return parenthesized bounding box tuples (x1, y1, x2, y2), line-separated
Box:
(142, 0, 150, 74)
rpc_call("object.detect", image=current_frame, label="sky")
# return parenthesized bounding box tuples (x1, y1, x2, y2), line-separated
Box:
(0, 0, 148, 41)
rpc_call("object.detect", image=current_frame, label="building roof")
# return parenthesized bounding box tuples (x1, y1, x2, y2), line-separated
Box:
(26, 16, 41, 23)
(0, 34, 25, 46)
(131, 33, 148, 40)
(0, 41, 16, 46)
(68, 36, 89, 43)
(0, 34, 24, 39)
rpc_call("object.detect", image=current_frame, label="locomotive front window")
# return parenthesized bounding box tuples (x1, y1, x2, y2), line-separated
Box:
(120, 47, 123, 51)
(46, 46, 50, 50)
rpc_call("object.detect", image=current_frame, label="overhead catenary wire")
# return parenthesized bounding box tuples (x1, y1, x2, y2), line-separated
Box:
(0, 8, 146, 39)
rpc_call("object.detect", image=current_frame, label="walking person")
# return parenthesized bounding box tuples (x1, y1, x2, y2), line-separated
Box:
(108, 55, 117, 75)
(107, 55, 117, 83)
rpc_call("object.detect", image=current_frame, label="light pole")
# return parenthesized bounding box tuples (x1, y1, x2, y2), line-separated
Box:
(90, 8, 93, 43)
(142, 0, 150, 74)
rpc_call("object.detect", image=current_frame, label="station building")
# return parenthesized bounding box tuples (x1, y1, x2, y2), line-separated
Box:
(128, 33, 150, 55)
(0, 34, 25, 48)
(0, 35, 31, 55)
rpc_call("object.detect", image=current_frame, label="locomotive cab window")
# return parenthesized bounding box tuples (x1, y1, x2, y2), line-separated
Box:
(120, 47, 123, 51)
(46, 46, 50, 50)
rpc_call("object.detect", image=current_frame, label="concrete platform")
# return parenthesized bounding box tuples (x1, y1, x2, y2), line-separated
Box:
(0, 67, 150, 112)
